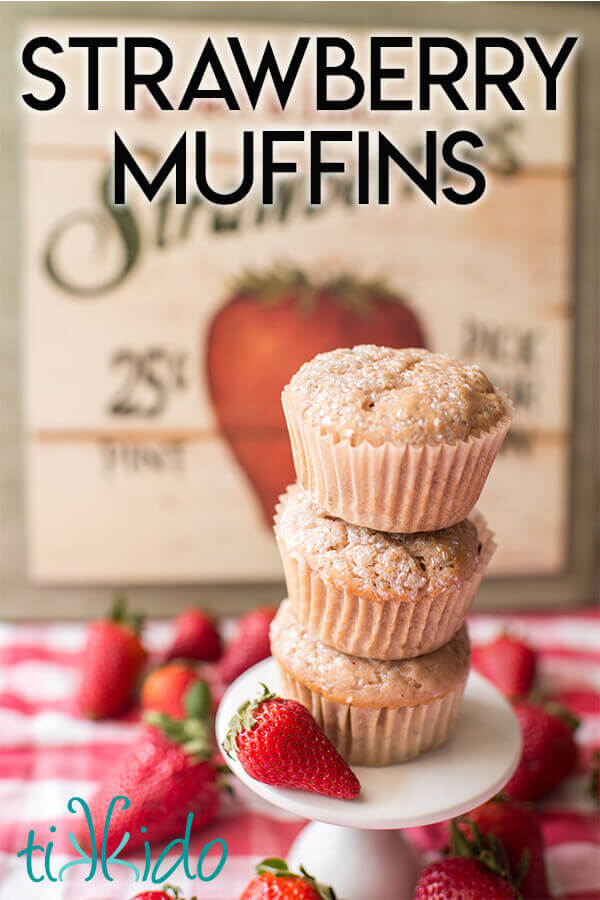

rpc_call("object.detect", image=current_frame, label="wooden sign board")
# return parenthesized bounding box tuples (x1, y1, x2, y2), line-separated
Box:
(22, 22, 574, 583)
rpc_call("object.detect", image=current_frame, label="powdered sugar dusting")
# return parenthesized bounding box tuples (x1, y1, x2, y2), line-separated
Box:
(275, 484, 479, 601)
(287, 345, 505, 446)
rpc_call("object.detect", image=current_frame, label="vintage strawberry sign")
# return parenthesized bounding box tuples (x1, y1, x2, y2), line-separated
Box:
(206, 267, 427, 523)
(22, 21, 574, 583)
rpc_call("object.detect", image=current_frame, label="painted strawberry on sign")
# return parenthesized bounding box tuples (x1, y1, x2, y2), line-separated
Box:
(206, 265, 426, 523)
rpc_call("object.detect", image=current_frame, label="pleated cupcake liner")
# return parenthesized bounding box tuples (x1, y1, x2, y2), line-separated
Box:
(274, 509, 494, 660)
(281, 387, 513, 533)
(275, 663, 468, 767)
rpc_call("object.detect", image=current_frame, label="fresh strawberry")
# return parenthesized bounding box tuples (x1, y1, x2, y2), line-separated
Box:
(223, 684, 360, 800)
(131, 888, 193, 900)
(81, 680, 219, 854)
(456, 796, 549, 898)
(131, 894, 173, 900)
(240, 858, 336, 899)
(588, 750, 600, 803)
(415, 857, 516, 900)
(165, 608, 221, 662)
(142, 661, 207, 719)
(505, 701, 579, 801)
(416, 818, 521, 899)
(77, 595, 146, 719)
(471, 634, 536, 698)
(219, 606, 277, 684)
(207, 266, 426, 523)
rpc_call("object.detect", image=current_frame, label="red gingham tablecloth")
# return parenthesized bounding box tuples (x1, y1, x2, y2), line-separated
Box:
(0, 610, 598, 899)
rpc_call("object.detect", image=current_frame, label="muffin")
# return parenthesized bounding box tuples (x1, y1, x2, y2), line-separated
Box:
(270, 600, 471, 766)
(282, 345, 512, 532)
(275, 484, 493, 659)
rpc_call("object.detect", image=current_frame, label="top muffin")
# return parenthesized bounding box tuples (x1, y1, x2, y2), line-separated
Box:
(285, 345, 506, 446)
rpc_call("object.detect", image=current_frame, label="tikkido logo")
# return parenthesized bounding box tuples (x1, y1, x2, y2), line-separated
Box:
(16, 796, 228, 885)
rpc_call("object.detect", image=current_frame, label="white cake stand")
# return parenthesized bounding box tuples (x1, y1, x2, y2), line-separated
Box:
(216, 658, 521, 900)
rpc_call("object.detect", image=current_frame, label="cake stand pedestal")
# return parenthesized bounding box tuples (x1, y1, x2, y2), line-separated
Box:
(216, 659, 521, 900)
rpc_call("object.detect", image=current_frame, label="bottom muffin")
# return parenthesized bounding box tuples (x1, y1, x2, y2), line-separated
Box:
(270, 600, 470, 766)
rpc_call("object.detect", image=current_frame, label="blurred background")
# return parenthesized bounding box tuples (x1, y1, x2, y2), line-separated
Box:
(1, 1, 598, 617)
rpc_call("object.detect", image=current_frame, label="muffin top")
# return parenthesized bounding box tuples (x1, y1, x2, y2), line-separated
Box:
(271, 600, 470, 707)
(275, 484, 480, 602)
(284, 345, 506, 446)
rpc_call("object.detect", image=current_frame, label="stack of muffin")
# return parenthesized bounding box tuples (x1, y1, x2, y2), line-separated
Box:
(269, 346, 513, 766)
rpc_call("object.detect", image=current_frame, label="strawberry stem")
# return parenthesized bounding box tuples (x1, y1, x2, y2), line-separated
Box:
(144, 679, 214, 760)
(451, 818, 524, 898)
(254, 858, 336, 900)
(184, 679, 211, 720)
(222, 683, 277, 759)
(513, 850, 531, 890)
(543, 701, 580, 732)
(256, 857, 292, 876)
(159, 887, 198, 900)
(110, 593, 144, 635)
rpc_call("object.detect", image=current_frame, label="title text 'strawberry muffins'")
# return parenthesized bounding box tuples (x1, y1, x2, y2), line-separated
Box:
(282, 345, 513, 532)
(275, 484, 494, 659)
(270, 600, 470, 766)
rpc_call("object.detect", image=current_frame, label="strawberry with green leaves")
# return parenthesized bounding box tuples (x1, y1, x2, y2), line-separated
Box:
(81, 680, 220, 855)
(416, 819, 523, 899)
(415, 856, 517, 900)
(455, 797, 549, 899)
(223, 684, 360, 800)
(142, 661, 207, 720)
(77, 595, 146, 719)
(240, 858, 336, 900)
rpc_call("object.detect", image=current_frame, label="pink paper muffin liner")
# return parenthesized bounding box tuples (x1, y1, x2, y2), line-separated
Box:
(282, 387, 513, 533)
(275, 664, 467, 766)
(275, 509, 494, 660)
